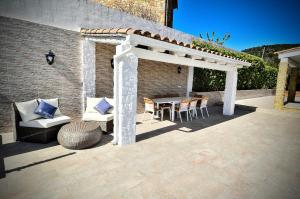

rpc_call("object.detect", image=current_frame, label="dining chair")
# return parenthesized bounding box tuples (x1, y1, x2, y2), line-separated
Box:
(153, 95, 172, 121)
(143, 97, 161, 121)
(199, 96, 209, 118)
(175, 99, 190, 123)
(188, 99, 198, 120)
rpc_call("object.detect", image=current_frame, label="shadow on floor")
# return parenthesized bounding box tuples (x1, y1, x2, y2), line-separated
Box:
(0, 132, 114, 178)
(0, 138, 77, 178)
(136, 105, 256, 142)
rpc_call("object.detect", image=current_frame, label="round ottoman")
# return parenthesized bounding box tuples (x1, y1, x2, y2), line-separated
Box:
(57, 122, 102, 149)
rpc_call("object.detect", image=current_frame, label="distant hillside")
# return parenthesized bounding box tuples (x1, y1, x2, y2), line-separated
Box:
(242, 44, 300, 67)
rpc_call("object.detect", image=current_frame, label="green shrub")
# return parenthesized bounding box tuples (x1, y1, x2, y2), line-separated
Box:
(192, 40, 278, 91)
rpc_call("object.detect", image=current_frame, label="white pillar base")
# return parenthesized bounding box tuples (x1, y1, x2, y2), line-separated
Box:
(223, 68, 238, 115)
(114, 50, 138, 146)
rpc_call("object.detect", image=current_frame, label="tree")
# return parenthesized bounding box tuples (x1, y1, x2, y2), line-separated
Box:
(199, 32, 231, 46)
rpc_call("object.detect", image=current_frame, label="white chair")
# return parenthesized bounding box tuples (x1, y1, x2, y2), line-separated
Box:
(175, 99, 190, 123)
(160, 104, 172, 121)
(188, 99, 198, 120)
(143, 97, 161, 121)
(199, 97, 209, 119)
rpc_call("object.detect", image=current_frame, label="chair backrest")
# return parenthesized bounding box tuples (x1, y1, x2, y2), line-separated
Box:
(189, 99, 198, 109)
(144, 97, 155, 111)
(179, 99, 190, 111)
(200, 96, 208, 108)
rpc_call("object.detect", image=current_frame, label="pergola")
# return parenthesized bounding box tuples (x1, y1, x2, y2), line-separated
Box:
(274, 47, 300, 109)
(80, 28, 251, 146)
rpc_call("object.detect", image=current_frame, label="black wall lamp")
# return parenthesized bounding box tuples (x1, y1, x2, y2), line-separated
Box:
(177, 66, 182, 74)
(45, 50, 55, 65)
(111, 59, 114, 69)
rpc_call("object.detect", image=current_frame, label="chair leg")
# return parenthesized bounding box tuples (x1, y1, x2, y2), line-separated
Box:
(189, 110, 193, 121)
(161, 109, 164, 121)
(169, 108, 171, 120)
(206, 107, 209, 117)
(200, 108, 204, 119)
(186, 111, 189, 122)
(194, 109, 198, 119)
(142, 111, 146, 121)
(178, 112, 183, 123)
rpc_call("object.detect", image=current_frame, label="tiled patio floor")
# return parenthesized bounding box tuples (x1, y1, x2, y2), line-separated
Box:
(1, 97, 300, 199)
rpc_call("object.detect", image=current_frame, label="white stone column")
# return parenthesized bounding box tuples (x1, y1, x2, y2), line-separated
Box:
(82, 39, 96, 111)
(223, 68, 238, 115)
(114, 51, 138, 146)
(186, 66, 194, 97)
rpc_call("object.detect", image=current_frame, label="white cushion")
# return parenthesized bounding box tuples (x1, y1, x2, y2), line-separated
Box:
(15, 99, 41, 122)
(19, 115, 71, 128)
(82, 112, 113, 122)
(86, 97, 103, 113)
(38, 98, 62, 116)
(105, 97, 114, 114)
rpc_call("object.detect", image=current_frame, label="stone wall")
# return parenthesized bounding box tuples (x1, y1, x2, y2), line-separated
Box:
(95, 43, 188, 113)
(93, 0, 166, 25)
(0, 16, 82, 133)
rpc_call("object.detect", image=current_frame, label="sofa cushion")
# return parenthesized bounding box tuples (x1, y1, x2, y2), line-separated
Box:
(105, 97, 114, 114)
(35, 100, 57, 119)
(19, 115, 71, 128)
(94, 98, 112, 115)
(15, 99, 41, 122)
(38, 98, 62, 116)
(82, 112, 113, 122)
(86, 97, 103, 113)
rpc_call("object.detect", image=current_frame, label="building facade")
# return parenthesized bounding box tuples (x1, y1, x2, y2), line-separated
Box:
(0, 0, 187, 132)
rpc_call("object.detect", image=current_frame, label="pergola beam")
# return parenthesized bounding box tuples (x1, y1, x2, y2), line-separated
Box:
(127, 34, 250, 67)
(132, 47, 236, 71)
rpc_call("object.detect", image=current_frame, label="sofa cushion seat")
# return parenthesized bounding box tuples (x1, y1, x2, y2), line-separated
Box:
(19, 115, 71, 128)
(82, 112, 113, 122)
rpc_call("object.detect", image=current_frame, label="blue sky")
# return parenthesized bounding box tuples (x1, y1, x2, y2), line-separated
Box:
(173, 0, 300, 51)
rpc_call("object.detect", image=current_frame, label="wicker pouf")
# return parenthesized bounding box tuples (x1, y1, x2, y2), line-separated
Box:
(57, 122, 102, 149)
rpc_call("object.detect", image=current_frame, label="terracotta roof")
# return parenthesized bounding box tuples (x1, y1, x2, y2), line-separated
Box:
(80, 28, 246, 62)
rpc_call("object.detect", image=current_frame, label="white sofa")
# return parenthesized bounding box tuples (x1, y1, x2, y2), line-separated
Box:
(82, 97, 114, 133)
(12, 98, 71, 143)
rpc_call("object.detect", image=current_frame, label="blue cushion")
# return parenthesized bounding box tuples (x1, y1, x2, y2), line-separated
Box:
(34, 100, 57, 119)
(94, 98, 112, 115)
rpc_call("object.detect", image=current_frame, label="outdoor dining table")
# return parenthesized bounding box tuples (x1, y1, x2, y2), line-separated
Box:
(152, 97, 193, 121)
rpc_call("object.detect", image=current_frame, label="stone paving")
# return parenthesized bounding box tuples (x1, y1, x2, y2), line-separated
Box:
(0, 97, 300, 199)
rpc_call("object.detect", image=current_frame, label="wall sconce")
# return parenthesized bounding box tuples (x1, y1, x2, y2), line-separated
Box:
(45, 50, 55, 65)
(111, 59, 114, 69)
(177, 66, 182, 74)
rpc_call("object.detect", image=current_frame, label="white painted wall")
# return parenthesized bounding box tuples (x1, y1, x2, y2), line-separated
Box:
(0, 0, 195, 44)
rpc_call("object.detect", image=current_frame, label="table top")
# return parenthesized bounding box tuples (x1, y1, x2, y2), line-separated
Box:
(152, 97, 192, 104)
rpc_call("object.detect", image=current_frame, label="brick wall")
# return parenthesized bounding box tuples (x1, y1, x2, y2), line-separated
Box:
(0, 16, 82, 133)
(95, 43, 188, 113)
(94, 0, 166, 25)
